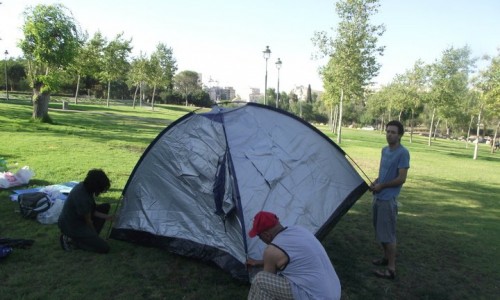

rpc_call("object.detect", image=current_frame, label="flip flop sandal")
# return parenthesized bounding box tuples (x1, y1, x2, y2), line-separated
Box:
(373, 268, 396, 280)
(372, 258, 388, 266)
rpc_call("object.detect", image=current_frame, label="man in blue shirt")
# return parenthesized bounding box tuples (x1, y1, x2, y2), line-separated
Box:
(370, 120, 410, 280)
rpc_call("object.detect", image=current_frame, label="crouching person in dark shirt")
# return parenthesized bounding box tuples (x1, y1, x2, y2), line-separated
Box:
(58, 169, 114, 253)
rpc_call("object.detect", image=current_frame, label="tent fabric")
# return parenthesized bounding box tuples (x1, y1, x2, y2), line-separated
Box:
(110, 103, 368, 281)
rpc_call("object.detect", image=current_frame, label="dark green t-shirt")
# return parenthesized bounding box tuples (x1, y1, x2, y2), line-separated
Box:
(58, 182, 97, 238)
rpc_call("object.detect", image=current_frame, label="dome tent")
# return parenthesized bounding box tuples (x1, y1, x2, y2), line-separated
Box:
(110, 103, 368, 281)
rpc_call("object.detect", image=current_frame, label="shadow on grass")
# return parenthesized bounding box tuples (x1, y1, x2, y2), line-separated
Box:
(0, 101, 178, 147)
(446, 151, 500, 162)
(321, 174, 500, 299)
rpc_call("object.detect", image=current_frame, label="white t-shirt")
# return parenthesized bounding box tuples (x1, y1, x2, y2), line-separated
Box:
(271, 226, 341, 300)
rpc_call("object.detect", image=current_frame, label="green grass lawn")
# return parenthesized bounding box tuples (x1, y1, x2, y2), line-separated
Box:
(1, 99, 499, 299)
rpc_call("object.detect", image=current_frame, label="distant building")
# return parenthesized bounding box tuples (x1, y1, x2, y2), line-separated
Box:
(221, 86, 236, 100)
(231, 87, 260, 102)
(291, 85, 307, 101)
(206, 86, 236, 102)
(248, 87, 261, 103)
(290, 85, 323, 101)
(197, 73, 203, 86)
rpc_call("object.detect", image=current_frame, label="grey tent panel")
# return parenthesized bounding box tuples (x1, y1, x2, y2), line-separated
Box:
(111, 103, 368, 281)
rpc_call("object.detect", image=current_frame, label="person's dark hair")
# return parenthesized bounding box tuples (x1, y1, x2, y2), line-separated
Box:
(83, 169, 110, 196)
(386, 120, 404, 135)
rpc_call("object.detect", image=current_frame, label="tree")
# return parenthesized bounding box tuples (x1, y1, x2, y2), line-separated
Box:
(0, 58, 27, 91)
(100, 33, 132, 107)
(428, 46, 476, 144)
(365, 83, 395, 131)
(279, 92, 290, 111)
(128, 53, 149, 108)
(190, 89, 212, 108)
(147, 43, 177, 110)
(19, 4, 83, 121)
(266, 88, 277, 108)
(306, 84, 312, 103)
(473, 49, 500, 157)
(174, 70, 201, 106)
(71, 31, 106, 103)
(312, 0, 385, 143)
(402, 60, 430, 142)
(380, 61, 430, 142)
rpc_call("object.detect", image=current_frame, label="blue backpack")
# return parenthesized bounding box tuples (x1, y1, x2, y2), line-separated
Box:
(0, 245, 12, 259)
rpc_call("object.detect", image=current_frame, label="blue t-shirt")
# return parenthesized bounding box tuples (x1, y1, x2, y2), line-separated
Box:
(376, 144, 410, 200)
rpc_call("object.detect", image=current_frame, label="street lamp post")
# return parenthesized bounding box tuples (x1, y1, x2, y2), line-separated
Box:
(262, 46, 271, 105)
(275, 58, 282, 109)
(4, 50, 8, 100)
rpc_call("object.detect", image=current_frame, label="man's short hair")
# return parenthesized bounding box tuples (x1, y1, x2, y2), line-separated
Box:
(386, 120, 404, 135)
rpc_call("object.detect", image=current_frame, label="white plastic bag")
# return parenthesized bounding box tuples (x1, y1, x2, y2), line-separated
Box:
(0, 166, 34, 188)
(37, 198, 65, 224)
(16, 167, 35, 184)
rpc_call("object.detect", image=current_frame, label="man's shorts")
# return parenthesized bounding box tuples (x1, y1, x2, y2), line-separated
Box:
(372, 197, 398, 243)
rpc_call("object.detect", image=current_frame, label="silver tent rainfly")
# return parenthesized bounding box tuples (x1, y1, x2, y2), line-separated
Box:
(110, 103, 368, 281)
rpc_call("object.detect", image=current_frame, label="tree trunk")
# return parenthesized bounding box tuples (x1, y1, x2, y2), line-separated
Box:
(410, 109, 414, 143)
(329, 105, 334, 133)
(466, 115, 474, 149)
(151, 84, 156, 111)
(106, 80, 111, 107)
(132, 84, 138, 109)
(433, 118, 441, 140)
(32, 87, 50, 121)
(74, 74, 80, 104)
(491, 121, 499, 154)
(380, 114, 385, 134)
(428, 107, 435, 146)
(333, 105, 338, 134)
(473, 105, 483, 160)
(140, 81, 143, 107)
(336, 88, 343, 144)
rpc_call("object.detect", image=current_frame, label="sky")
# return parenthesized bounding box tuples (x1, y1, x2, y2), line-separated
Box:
(0, 0, 499, 98)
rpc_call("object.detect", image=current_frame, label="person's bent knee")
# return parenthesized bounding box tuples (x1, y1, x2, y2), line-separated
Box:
(96, 244, 110, 254)
(96, 203, 111, 214)
(251, 271, 266, 286)
(74, 236, 110, 254)
(94, 238, 110, 254)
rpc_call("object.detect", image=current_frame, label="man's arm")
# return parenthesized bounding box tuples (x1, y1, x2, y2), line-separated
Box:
(371, 168, 408, 193)
(262, 245, 288, 273)
(246, 245, 289, 273)
(93, 210, 113, 221)
(84, 212, 96, 231)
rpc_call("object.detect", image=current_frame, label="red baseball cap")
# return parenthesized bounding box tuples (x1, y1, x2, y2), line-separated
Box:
(248, 211, 279, 238)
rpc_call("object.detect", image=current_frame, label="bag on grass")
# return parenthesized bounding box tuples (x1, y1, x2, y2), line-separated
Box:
(0, 238, 35, 249)
(18, 192, 52, 219)
(37, 198, 64, 224)
(0, 245, 12, 259)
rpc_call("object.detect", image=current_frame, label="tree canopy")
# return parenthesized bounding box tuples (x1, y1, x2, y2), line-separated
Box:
(19, 3, 83, 120)
(174, 70, 201, 106)
(312, 0, 385, 143)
